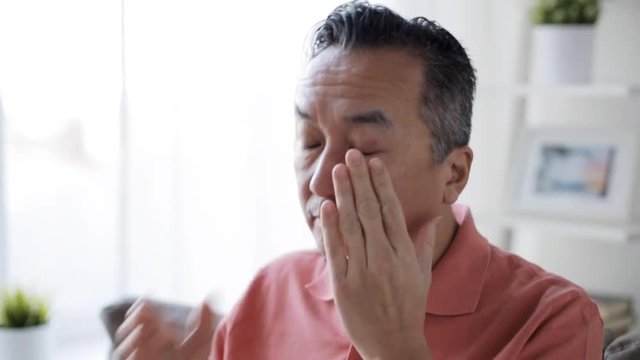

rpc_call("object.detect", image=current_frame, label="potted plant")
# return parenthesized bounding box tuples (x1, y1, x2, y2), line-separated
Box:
(0, 289, 53, 360)
(529, 0, 600, 84)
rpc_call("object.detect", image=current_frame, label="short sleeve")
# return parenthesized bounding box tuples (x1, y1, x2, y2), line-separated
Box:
(518, 295, 604, 360)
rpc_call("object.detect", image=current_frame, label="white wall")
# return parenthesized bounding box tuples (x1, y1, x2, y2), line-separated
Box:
(0, 95, 6, 288)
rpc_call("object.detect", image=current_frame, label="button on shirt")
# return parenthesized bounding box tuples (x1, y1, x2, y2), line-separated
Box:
(211, 205, 604, 359)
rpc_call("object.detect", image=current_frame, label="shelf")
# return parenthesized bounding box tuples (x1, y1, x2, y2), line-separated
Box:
(476, 212, 640, 243)
(479, 84, 640, 98)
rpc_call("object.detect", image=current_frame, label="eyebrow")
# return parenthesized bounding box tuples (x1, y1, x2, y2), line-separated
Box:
(295, 105, 393, 129)
(295, 105, 311, 120)
(347, 110, 392, 129)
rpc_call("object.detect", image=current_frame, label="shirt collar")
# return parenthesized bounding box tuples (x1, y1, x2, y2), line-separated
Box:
(304, 204, 492, 316)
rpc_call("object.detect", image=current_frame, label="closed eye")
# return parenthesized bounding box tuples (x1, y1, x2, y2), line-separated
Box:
(349, 146, 379, 157)
(361, 151, 378, 157)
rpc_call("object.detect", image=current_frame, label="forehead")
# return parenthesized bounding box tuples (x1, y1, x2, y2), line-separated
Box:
(296, 46, 424, 118)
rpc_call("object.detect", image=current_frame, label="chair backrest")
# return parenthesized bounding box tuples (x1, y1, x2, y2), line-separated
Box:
(604, 329, 640, 360)
(100, 298, 199, 352)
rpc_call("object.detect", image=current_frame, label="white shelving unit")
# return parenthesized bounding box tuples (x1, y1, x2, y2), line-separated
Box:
(478, 82, 640, 247)
(480, 84, 640, 98)
(478, 213, 640, 244)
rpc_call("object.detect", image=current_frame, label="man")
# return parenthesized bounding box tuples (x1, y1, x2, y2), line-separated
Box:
(114, 1, 604, 359)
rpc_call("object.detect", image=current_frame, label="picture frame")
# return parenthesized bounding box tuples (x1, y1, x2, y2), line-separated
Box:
(510, 126, 640, 222)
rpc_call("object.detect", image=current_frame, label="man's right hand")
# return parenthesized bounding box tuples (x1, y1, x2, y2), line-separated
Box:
(113, 300, 215, 360)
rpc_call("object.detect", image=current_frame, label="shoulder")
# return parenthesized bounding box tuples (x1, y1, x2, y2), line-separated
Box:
(253, 249, 325, 285)
(485, 244, 601, 325)
(488, 245, 586, 297)
(482, 247, 603, 357)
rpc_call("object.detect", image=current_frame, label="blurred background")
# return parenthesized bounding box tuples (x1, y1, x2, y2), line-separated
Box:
(1, 0, 639, 358)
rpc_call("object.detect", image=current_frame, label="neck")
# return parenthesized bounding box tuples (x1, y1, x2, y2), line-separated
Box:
(432, 206, 458, 266)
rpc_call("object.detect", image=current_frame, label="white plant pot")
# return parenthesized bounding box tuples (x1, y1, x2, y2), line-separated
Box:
(530, 25, 595, 84)
(0, 324, 54, 360)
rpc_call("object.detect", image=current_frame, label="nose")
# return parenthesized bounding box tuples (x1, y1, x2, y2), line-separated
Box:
(309, 146, 342, 199)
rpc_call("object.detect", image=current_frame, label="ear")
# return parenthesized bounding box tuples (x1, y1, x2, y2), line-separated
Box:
(442, 146, 473, 205)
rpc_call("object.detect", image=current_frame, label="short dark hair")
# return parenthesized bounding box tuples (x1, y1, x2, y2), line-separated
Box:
(309, 1, 476, 164)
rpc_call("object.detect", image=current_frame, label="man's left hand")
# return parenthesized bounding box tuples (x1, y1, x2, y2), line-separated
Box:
(320, 149, 439, 360)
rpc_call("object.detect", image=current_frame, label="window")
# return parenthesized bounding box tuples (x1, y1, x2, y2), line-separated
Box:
(0, 0, 122, 341)
(0, 0, 356, 344)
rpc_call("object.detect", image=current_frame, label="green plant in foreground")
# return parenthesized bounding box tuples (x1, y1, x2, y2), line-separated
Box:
(0, 289, 50, 328)
(531, 0, 600, 25)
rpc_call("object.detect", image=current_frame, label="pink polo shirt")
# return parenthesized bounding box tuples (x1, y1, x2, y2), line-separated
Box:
(211, 205, 604, 359)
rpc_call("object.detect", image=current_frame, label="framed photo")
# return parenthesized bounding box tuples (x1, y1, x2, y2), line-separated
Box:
(511, 126, 640, 222)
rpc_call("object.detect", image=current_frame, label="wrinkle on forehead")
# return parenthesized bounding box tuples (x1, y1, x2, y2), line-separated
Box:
(304, 46, 422, 80)
(296, 47, 423, 113)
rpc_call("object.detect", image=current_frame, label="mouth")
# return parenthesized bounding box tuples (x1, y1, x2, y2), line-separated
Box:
(307, 198, 324, 221)
(308, 210, 321, 224)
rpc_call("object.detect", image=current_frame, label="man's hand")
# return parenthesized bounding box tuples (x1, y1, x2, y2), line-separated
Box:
(113, 300, 215, 360)
(321, 149, 439, 360)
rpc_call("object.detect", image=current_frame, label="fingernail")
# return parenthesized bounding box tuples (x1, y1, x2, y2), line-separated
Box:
(126, 298, 144, 317)
(346, 149, 362, 165)
(332, 165, 347, 181)
(369, 158, 384, 174)
(320, 199, 329, 213)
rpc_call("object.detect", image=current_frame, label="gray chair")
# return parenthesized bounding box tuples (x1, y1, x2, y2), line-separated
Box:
(605, 329, 640, 360)
(101, 298, 219, 356)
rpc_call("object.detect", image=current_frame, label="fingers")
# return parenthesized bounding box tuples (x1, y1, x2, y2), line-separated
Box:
(345, 150, 390, 259)
(125, 298, 144, 317)
(181, 303, 215, 353)
(114, 325, 145, 359)
(115, 301, 157, 344)
(321, 199, 348, 281)
(113, 301, 173, 360)
(332, 162, 366, 269)
(414, 216, 441, 276)
(113, 322, 171, 360)
(368, 157, 412, 254)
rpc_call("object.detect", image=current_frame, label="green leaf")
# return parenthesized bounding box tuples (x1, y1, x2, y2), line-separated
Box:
(531, 0, 599, 24)
(0, 288, 50, 328)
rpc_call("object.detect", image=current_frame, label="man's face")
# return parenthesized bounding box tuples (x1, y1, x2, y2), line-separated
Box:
(294, 46, 450, 252)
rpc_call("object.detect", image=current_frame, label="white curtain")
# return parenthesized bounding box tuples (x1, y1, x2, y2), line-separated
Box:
(0, 0, 122, 342)
(1, 0, 449, 342)
(0, 0, 545, 344)
(120, 0, 358, 312)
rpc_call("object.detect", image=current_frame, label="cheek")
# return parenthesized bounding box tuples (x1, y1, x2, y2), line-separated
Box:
(295, 160, 316, 233)
(294, 156, 310, 195)
(294, 157, 321, 235)
(389, 161, 443, 228)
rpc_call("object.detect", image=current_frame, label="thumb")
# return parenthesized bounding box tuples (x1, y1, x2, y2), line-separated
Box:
(414, 216, 442, 276)
(180, 303, 215, 355)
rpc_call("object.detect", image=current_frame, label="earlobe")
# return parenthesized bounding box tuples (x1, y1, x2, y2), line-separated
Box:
(441, 147, 473, 205)
(442, 185, 460, 205)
